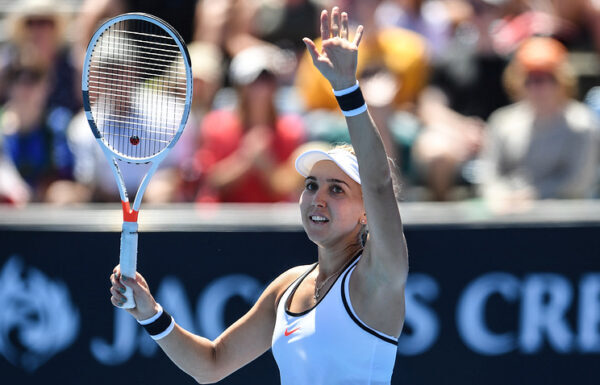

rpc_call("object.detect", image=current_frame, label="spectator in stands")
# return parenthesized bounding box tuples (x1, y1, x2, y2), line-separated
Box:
(213, 0, 320, 56)
(193, 44, 306, 203)
(410, 0, 513, 200)
(479, 37, 599, 210)
(374, 0, 453, 59)
(0, 136, 31, 205)
(154, 41, 225, 203)
(76, 0, 200, 48)
(492, 0, 600, 54)
(0, 64, 79, 203)
(0, 0, 79, 113)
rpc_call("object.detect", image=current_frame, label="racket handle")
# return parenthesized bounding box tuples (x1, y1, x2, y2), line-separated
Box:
(119, 221, 138, 309)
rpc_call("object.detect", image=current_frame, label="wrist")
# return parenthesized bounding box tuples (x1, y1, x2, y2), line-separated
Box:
(331, 79, 358, 92)
(136, 303, 162, 322)
(138, 303, 175, 340)
(333, 81, 367, 117)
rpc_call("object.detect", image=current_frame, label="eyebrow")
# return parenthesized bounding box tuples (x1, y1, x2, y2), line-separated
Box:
(305, 176, 350, 187)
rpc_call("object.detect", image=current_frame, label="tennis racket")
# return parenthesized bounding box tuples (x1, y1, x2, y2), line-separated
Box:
(82, 13, 192, 309)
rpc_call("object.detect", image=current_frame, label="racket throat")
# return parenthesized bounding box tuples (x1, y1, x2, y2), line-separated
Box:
(121, 200, 139, 222)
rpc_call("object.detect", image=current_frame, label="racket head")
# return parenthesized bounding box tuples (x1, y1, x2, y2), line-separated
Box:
(82, 13, 192, 163)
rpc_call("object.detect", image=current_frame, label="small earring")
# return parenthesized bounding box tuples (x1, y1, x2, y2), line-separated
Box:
(360, 219, 366, 225)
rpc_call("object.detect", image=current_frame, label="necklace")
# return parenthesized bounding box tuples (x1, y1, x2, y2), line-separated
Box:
(313, 262, 347, 302)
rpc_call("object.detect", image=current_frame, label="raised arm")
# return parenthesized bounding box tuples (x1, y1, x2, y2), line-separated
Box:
(303, 8, 408, 284)
(110, 265, 302, 383)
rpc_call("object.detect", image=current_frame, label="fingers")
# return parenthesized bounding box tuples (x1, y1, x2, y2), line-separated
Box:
(352, 25, 364, 47)
(110, 286, 127, 306)
(110, 271, 127, 307)
(120, 274, 137, 292)
(303, 37, 320, 64)
(320, 8, 359, 43)
(331, 7, 340, 38)
(340, 12, 349, 40)
(320, 9, 329, 41)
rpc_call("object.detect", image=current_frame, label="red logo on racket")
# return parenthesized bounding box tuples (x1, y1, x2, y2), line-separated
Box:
(130, 135, 140, 145)
(284, 327, 300, 336)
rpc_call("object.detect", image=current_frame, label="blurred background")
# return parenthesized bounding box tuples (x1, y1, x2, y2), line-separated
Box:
(0, 0, 599, 384)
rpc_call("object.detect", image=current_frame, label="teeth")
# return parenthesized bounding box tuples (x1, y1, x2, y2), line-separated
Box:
(311, 216, 328, 222)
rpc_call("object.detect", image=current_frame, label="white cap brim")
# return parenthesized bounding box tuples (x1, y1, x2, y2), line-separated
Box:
(295, 149, 361, 185)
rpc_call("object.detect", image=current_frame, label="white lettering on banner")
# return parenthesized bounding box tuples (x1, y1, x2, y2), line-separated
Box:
(520, 274, 574, 353)
(456, 272, 600, 355)
(457, 272, 520, 355)
(91, 275, 199, 364)
(0, 256, 79, 371)
(90, 307, 138, 365)
(398, 274, 440, 355)
(89, 274, 263, 364)
(578, 274, 600, 352)
(86, 271, 600, 365)
(196, 274, 263, 339)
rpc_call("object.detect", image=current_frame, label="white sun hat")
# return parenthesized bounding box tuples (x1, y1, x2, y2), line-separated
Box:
(295, 149, 361, 185)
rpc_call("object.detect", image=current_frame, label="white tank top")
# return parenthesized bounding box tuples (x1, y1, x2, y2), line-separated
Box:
(271, 255, 398, 385)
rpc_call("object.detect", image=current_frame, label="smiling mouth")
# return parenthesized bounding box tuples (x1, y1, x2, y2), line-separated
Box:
(310, 215, 329, 224)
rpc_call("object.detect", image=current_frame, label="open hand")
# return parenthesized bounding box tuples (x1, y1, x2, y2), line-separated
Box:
(303, 7, 364, 90)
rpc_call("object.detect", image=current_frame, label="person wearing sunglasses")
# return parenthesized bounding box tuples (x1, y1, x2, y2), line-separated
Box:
(479, 37, 599, 211)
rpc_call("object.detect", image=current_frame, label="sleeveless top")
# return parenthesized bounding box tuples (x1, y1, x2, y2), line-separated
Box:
(271, 255, 398, 385)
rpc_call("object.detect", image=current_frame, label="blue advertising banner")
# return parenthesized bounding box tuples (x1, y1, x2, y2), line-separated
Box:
(1, 225, 599, 384)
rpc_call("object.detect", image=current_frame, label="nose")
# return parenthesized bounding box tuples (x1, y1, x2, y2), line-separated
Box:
(311, 188, 327, 208)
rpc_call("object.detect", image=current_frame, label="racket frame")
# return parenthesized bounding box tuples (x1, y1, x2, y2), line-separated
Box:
(82, 13, 192, 308)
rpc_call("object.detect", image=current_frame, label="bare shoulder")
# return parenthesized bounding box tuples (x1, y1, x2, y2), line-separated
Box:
(267, 264, 313, 308)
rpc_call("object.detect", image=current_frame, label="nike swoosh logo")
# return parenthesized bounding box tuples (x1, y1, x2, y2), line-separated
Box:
(284, 327, 300, 336)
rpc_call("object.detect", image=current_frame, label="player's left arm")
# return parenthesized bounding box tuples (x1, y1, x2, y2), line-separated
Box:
(303, 8, 408, 287)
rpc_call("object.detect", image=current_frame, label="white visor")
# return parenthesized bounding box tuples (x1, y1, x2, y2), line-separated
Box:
(295, 149, 361, 185)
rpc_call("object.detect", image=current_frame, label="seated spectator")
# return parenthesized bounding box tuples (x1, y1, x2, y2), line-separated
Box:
(410, 0, 516, 201)
(76, 0, 201, 60)
(0, 64, 77, 203)
(479, 37, 599, 210)
(0, 136, 31, 205)
(193, 44, 307, 203)
(374, 0, 452, 59)
(0, 0, 79, 113)
(0, 0, 83, 204)
(151, 41, 225, 203)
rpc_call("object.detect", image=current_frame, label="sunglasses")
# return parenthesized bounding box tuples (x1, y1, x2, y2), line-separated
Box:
(525, 72, 557, 86)
(24, 17, 56, 28)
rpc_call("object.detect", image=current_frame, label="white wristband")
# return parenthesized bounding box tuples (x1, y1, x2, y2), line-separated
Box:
(137, 303, 176, 341)
(332, 80, 360, 96)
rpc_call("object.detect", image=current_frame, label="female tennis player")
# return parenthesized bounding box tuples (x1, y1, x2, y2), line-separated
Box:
(110, 6, 408, 384)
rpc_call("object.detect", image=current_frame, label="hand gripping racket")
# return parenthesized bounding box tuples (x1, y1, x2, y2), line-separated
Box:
(82, 13, 192, 308)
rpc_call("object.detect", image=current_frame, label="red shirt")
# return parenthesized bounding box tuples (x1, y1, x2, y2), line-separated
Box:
(194, 109, 305, 203)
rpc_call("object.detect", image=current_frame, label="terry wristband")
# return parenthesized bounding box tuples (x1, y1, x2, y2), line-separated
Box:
(333, 81, 368, 117)
(138, 304, 175, 340)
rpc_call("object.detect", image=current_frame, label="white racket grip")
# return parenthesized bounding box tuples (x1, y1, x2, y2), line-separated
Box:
(119, 221, 138, 309)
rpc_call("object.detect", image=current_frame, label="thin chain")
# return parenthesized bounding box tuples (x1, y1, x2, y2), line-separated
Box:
(313, 262, 347, 302)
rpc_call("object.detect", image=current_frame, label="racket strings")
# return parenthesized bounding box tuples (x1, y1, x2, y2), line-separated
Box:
(87, 18, 187, 160)
(90, 57, 187, 76)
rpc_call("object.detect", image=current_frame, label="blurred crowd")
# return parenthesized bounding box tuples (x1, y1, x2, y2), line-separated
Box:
(1, 0, 600, 211)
